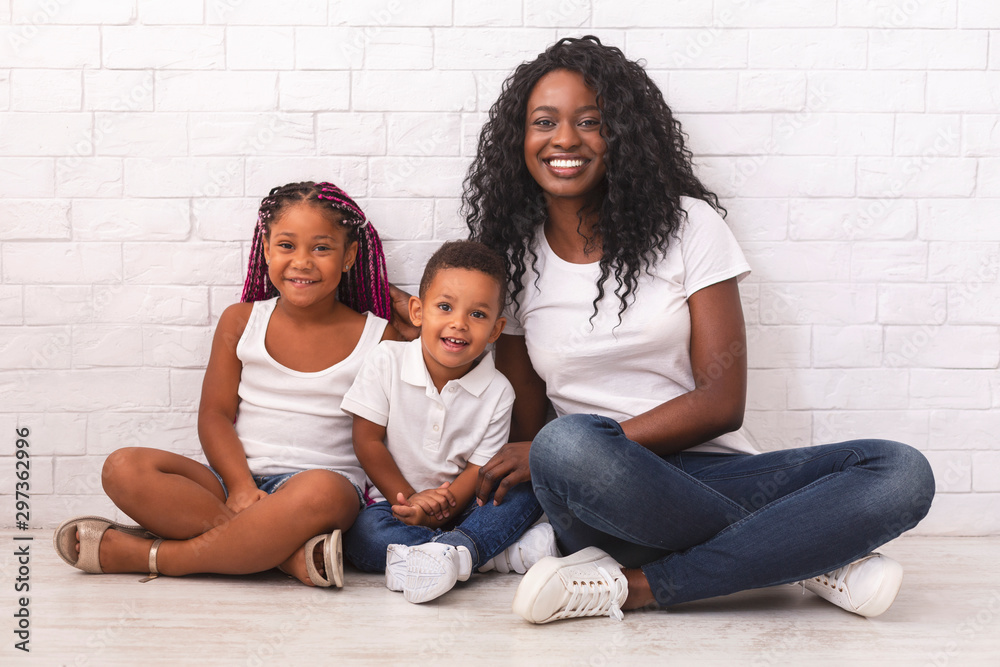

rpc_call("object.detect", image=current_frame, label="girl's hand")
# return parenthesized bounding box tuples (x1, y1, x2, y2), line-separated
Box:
(475, 440, 532, 506)
(226, 487, 268, 514)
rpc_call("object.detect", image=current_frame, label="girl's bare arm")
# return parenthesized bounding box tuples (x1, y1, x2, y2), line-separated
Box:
(197, 303, 262, 508)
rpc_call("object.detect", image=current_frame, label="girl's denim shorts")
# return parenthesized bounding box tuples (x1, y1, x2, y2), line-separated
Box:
(205, 465, 366, 510)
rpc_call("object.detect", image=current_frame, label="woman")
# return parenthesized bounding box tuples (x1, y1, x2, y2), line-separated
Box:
(462, 36, 935, 623)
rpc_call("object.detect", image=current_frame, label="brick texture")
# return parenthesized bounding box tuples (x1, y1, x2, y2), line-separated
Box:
(1, 4, 996, 535)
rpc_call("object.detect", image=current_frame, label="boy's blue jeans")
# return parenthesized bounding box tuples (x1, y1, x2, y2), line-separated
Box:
(343, 483, 542, 572)
(530, 414, 936, 607)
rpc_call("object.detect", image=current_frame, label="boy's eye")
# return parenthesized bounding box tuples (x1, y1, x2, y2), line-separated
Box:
(471, 311, 486, 319)
(437, 303, 452, 312)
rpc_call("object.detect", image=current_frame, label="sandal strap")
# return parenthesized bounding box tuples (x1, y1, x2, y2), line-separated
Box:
(74, 520, 112, 574)
(140, 539, 164, 583)
(304, 535, 331, 587)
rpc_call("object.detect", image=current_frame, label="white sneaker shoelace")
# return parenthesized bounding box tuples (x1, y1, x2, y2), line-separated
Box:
(558, 565, 626, 622)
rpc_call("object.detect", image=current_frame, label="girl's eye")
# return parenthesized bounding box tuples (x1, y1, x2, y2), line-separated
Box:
(471, 311, 486, 319)
(315, 245, 331, 252)
(437, 303, 452, 312)
(278, 242, 294, 250)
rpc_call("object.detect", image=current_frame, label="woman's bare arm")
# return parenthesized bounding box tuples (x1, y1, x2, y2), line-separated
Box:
(619, 277, 747, 454)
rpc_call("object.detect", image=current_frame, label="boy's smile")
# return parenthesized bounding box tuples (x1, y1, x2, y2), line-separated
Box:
(410, 267, 506, 392)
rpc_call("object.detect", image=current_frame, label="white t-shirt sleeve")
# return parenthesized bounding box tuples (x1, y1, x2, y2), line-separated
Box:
(466, 378, 515, 467)
(679, 198, 752, 297)
(502, 300, 526, 336)
(340, 343, 392, 427)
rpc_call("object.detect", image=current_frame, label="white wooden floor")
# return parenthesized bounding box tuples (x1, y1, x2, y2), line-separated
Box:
(1, 531, 997, 666)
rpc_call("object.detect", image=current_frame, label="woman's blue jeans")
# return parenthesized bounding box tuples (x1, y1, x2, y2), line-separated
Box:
(530, 414, 936, 607)
(343, 483, 542, 572)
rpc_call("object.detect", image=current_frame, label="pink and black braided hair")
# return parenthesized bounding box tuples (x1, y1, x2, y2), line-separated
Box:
(240, 181, 392, 319)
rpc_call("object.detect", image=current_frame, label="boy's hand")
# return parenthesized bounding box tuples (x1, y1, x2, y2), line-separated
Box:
(391, 499, 451, 529)
(397, 483, 456, 521)
(226, 486, 268, 514)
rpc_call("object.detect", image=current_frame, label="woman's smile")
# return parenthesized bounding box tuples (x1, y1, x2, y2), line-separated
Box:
(524, 68, 607, 203)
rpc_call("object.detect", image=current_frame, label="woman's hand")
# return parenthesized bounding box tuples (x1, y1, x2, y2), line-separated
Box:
(474, 440, 532, 506)
(389, 284, 420, 341)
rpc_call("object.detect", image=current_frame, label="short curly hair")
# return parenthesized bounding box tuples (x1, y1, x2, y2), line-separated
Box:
(464, 35, 725, 323)
(419, 240, 508, 312)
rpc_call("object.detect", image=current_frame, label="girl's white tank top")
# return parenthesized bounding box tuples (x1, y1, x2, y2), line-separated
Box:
(234, 297, 387, 486)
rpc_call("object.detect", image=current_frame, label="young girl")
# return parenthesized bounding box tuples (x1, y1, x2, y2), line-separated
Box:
(53, 181, 397, 587)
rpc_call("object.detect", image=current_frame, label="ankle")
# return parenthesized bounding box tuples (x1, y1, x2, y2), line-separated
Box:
(621, 567, 655, 611)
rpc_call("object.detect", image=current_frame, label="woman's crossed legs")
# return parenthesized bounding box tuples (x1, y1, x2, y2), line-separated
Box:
(529, 414, 935, 608)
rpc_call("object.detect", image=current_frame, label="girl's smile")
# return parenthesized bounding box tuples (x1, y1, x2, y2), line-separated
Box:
(262, 203, 357, 311)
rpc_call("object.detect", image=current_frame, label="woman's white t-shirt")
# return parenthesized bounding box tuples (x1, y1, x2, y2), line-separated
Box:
(503, 196, 756, 455)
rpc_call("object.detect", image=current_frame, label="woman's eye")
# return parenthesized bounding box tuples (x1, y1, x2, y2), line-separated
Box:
(580, 118, 600, 127)
(532, 118, 554, 127)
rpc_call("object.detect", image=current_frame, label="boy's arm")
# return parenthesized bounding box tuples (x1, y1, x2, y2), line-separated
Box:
(352, 415, 415, 504)
(197, 303, 265, 513)
(353, 416, 457, 524)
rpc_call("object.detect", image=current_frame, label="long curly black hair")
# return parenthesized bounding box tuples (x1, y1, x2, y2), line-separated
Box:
(464, 35, 725, 321)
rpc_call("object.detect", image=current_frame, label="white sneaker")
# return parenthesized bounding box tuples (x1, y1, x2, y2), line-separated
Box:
(391, 543, 473, 604)
(385, 544, 409, 592)
(801, 553, 904, 617)
(512, 546, 628, 624)
(480, 522, 560, 574)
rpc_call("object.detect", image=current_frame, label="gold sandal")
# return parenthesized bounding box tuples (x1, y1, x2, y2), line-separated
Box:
(304, 529, 343, 588)
(53, 515, 162, 581)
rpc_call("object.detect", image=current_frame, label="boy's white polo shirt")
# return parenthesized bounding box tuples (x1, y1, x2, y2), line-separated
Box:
(341, 339, 514, 503)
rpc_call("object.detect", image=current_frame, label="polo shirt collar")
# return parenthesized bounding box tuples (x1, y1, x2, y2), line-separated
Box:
(400, 338, 496, 398)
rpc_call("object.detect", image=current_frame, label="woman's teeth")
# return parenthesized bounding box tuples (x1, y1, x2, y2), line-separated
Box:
(548, 158, 585, 168)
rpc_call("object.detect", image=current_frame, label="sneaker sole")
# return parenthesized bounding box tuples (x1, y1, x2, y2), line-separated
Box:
(403, 548, 456, 604)
(512, 546, 610, 624)
(385, 545, 407, 592)
(856, 557, 904, 617)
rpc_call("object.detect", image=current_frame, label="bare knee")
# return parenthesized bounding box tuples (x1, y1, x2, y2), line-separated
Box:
(102, 447, 157, 499)
(278, 470, 359, 528)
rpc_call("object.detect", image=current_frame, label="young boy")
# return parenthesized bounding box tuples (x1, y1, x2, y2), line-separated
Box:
(341, 241, 557, 603)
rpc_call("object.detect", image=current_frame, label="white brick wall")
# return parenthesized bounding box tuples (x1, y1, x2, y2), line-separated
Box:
(1, 1, 997, 535)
